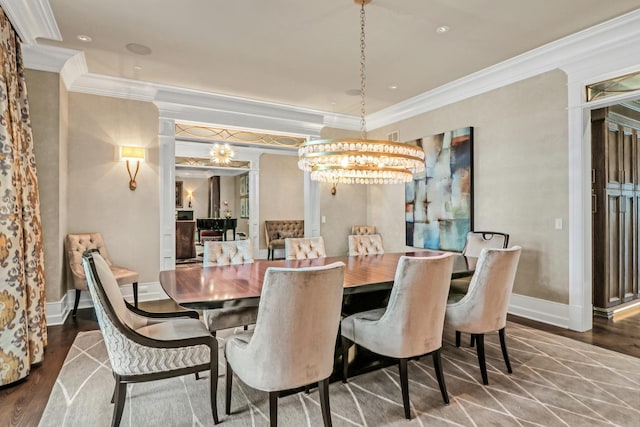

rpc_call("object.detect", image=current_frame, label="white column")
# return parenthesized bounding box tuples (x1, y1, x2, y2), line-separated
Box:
(158, 117, 176, 270)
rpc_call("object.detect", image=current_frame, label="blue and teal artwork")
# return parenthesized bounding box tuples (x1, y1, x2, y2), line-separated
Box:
(405, 127, 473, 252)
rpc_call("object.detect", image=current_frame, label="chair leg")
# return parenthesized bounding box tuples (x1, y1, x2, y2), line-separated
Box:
(111, 375, 126, 427)
(225, 361, 233, 415)
(243, 325, 248, 331)
(269, 391, 278, 427)
(474, 334, 489, 385)
(72, 289, 81, 316)
(268, 249, 272, 260)
(318, 378, 332, 427)
(195, 372, 200, 380)
(432, 349, 449, 404)
(455, 331, 461, 347)
(341, 337, 352, 383)
(470, 335, 475, 347)
(133, 282, 139, 307)
(399, 358, 411, 419)
(211, 360, 219, 424)
(499, 327, 513, 374)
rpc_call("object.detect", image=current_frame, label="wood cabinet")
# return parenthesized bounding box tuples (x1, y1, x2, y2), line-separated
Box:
(591, 108, 640, 315)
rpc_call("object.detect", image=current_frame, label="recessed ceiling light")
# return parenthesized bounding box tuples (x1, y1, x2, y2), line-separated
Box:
(133, 65, 142, 71)
(388, 84, 398, 90)
(126, 43, 152, 55)
(436, 25, 450, 34)
(77, 34, 92, 42)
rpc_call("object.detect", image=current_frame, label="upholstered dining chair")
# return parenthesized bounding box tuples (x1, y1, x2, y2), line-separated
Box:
(348, 233, 384, 256)
(82, 251, 219, 427)
(351, 225, 377, 235)
(450, 231, 510, 294)
(446, 246, 522, 385)
(66, 232, 139, 315)
(225, 262, 345, 427)
(284, 236, 326, 260)
(341, 254, 454, 419)
(202, 239, 259, 336)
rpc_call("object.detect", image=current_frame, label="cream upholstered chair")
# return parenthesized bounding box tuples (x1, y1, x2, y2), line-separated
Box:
(66, 232, 139, 315)
(284, 236, 326, 260)
(82, 251, 219, 427)
(225, 262, 345, 427)
(446, 246, 522, 385)
(351, 225, 376, 235)
(450, 231, 509, 294)
(348, 233, 384, 256)
(264, 220, 304, 260)
(202, 240, 259, 336)
(341, 254, 454, 419)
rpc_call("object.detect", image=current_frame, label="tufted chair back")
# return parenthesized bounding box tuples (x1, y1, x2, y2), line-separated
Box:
(348, 234, 384, 256)
(285, 236, 326, 260)
(66, 232, 113, 290)
(463, 231, 509, 257)
(264, 220, 305, 260)
(351, 225, 377, 235)
(203, 239, 254, 266)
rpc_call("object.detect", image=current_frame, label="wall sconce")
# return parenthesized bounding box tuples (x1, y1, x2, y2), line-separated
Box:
(120, 146, 145, 191)
(187, 190, 193, 208)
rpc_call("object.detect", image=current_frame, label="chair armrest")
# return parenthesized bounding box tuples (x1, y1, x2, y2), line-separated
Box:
(125, 300, 200, 319)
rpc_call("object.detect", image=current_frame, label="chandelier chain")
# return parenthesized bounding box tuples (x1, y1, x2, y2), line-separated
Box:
(359, 0, 367, 139)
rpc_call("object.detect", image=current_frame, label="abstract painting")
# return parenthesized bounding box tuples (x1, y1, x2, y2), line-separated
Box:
(405, 127, 473, 252)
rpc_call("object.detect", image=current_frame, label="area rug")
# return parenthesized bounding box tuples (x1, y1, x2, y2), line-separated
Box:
(39, 322, 640, 426)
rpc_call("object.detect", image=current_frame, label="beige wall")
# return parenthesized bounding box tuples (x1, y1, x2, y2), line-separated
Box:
(258, 153, 304, 250)
(27, 70, 68, 301)
(368, 70, 570, 303)
(318, 127, 368, 256)
(178, 177, 209, 219)
(67, 93, 160, 287)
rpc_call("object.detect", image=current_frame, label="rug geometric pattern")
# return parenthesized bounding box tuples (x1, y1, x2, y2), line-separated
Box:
(39, 321, 640, 426)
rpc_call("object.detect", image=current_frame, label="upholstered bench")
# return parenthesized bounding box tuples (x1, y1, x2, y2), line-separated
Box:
(264, 220, 304, 260)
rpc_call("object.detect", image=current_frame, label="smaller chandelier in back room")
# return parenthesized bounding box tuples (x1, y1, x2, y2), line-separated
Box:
(210, 143, 234, 165)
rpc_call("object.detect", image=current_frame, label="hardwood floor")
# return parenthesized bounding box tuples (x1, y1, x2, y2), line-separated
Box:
(1, 303, 638, 427)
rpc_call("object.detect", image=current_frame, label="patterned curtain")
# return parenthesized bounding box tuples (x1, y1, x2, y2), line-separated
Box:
(0, 7, 47, 386)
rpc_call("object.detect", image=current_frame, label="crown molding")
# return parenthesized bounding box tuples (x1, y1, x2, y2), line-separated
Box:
(0, 0, 60, 44)
(366, 8, 640, 131)
(21, 43, 79, 73)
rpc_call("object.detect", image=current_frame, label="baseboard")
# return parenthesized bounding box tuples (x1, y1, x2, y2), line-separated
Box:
(508, 293, 570, 329)
(45, 282, 170, 326)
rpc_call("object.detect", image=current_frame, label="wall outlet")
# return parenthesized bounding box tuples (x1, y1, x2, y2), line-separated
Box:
(321, 215, 326, 224)
(555, 218, 563, 230)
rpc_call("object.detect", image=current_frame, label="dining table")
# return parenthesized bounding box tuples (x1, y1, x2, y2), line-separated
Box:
(159, 250, 477, 310)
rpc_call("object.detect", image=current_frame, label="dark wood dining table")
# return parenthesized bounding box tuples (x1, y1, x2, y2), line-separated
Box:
(159, 251, 477, 310)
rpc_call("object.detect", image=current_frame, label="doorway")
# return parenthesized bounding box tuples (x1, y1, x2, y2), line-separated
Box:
(591, 101, 640, 317)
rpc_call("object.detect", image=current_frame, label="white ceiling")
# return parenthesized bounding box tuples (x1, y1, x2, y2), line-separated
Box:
(39, 0, 640, 115)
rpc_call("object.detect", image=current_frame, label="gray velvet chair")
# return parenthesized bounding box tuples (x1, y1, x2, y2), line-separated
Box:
(224, 262, 345, 427)
(450, 231, 510, 294)
(202, 240, 259, 336)
(82, 251, 219, 427)
(341, 254, 454, 419)
(446, 246, 522, 385)
(348, 233, 384, 256)
(284, 236, 326, 260)
(66, 232, 139, 315)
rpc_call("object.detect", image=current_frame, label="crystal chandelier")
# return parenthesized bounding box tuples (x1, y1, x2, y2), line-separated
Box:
(298, 0, 425, 186)
(210, 143, 234, 165)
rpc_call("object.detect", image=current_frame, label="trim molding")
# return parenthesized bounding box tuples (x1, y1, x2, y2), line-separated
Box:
(366, 9, 640, 131)
(0, 0, 60, 44)
(508, 294, 570, 329)
(45, 282, 169, 326)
